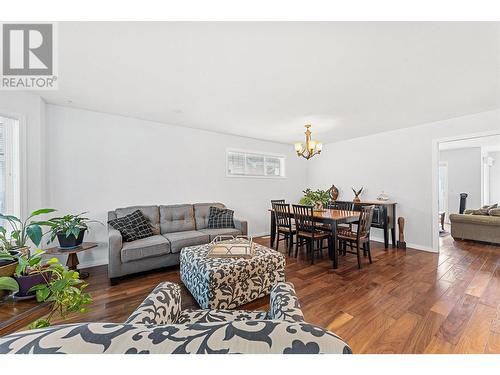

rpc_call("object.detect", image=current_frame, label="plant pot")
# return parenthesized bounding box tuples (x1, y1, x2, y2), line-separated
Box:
(14, 273, 48, 297)
(57, 230, 85, 249)
(353, 197, 361, 203)
(11, 246, 30, 256)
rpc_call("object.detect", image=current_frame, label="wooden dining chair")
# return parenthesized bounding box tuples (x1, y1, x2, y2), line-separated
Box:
(337, 205, 375, 269)
(273, 203, 297, 255)
(327, 201, 355, 232)
(292, 204, 332, 264)
(271, 199, 289, 249)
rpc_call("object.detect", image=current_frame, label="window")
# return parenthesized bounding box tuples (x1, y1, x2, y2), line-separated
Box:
(226, 150, 285, 178)
(0, 116, 20, 217)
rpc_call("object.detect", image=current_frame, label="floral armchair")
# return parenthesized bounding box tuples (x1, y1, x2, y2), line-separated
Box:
(0, 282, 351, 354)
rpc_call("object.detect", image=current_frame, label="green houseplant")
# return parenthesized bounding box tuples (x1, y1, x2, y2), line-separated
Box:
(0, 208, 56, 254)
(0, 250, 91, 327)
(46, 212, 101, 249)
(28, 257, 92, 329)
(299, 188, 331, 210)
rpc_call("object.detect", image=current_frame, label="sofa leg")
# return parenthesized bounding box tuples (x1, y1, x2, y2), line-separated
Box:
(110, 278, 120, 286)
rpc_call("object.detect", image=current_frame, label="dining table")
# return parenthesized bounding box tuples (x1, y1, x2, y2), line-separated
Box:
(269, 208, 361, 269)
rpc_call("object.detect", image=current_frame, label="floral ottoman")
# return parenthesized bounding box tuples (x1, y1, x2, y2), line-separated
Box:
(180, 243, 286, 309)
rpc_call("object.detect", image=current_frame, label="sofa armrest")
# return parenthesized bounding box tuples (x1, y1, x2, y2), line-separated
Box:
(125, 282, 182, 325)
(268, 282, 305, 323)
(234, 218, 248, 235)
(108, 227, 123, 278)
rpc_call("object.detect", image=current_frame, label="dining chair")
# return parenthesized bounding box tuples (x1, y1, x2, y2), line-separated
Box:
(328, 201, 356, 233)
(337, 205, 375, 269)
(292, 204, 332, 264)
(271, 199, 289, 249)
(273, 203, 297, 256)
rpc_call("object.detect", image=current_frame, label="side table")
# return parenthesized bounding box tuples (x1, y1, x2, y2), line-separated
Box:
(46, 242, 98, 279)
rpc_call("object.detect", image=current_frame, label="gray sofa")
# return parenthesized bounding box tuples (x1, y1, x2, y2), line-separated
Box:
(108, 203, 248, 282)
(0, 282, 352, 354)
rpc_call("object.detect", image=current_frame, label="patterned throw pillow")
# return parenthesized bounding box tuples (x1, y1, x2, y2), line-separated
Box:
(108, 210, 154, 242)
(207, 206, 235, 229)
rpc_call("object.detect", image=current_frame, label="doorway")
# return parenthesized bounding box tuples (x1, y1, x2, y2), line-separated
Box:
(434, 132, 500, 251)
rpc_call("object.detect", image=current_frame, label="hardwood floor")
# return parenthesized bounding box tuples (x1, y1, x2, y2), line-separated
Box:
(51, 234, 500, 354)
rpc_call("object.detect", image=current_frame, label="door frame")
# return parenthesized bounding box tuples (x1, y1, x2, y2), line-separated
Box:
(431, 129, 500, 252)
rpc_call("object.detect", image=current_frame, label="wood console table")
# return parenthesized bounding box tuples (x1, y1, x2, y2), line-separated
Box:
(330, 200, 397, 248)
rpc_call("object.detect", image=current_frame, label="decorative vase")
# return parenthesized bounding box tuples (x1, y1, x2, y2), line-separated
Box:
(353, 196, 361, 203)
(329, 185, 339, 201)
(314, 202, 324, 211)
(57, 230, 85, 249)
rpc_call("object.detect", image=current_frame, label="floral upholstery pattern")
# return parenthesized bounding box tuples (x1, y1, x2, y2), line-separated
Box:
(125, 282, 182, 325)
(177, 309, 268, 324)
(180, 243, 286, 309)
(268, 282, 305, 322)
(0, 282, 352, 354)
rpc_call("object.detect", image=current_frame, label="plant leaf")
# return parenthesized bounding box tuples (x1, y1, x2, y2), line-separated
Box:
(29, 208, 57, 218)
(0, 277, 19, 292)
(26, 225, 43, 246)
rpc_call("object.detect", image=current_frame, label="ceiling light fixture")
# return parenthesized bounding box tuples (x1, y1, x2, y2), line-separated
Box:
(294, 124, 322, 160)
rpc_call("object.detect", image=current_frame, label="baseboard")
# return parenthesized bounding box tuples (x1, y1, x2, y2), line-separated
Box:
(370, 236, 436, 253)
(78, 258, 108, 269)
(251, 231, 270, 238)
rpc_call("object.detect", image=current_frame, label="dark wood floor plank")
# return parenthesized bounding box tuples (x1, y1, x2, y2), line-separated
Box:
(1, 233, 499, 353)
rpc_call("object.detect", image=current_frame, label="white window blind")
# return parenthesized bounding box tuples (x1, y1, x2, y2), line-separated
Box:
(227, 150, 285, 178)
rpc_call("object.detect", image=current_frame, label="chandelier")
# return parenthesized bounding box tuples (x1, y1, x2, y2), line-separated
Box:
(294, 124, 323, 160)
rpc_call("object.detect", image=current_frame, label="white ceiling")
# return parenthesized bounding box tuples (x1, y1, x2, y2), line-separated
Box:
(40, 22, 500, 144)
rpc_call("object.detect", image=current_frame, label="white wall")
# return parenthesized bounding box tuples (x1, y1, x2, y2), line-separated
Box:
(307, 110, 500, 251)
(439, 147, 482, 217)
(489, 151, 500, 204)
(45, 105, 307, 267)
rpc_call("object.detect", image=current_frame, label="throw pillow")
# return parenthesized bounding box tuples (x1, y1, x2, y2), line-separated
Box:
(108, 210, 154, 242)
(108, 216, 138, 242)
(207, 206, 235, 229)
(488, 208, 500, 217)
(126, 210, 155, 240)
(471, 209, 489, 216)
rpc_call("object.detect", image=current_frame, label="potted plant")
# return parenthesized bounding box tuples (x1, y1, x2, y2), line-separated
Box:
(0, 254, 91, 328)
(29, 257, 92, 329)
(299, 188, 331, 210)
(46, 212, 101, 249)
(12, 250, 50, 298)
(0, 249, 19, 299)
(0, 208, 56, 255)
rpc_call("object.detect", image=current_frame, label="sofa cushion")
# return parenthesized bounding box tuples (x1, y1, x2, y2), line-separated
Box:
(115, 205, 160, 234)
(207, 206, 235, 229)
(162, 230, 210, 254)
(194, 203, 225, 230)
(199, 228, 242, 241)
(160, 204, 195, 234)
(121, 235, 171, 263)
